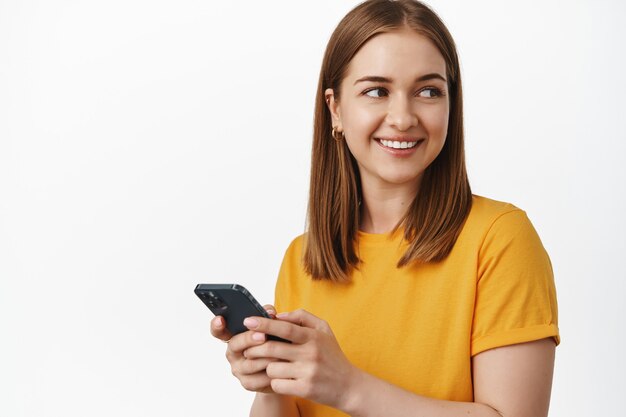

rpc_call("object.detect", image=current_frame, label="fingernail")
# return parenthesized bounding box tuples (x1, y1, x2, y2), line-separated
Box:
(252, 332, 265, 341)
(276, 312, 288, 318)
(266, 309, 276, 316)
(214, 317, 223, 327)
(244, 317, 259, 328)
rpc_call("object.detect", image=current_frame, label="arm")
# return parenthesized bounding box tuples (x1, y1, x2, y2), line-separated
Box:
(250, 393, 300, 417)
(343, 338, 556, 417)
(243, 311, 556, 417)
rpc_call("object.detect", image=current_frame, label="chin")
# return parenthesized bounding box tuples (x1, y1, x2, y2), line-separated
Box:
(380, 172, 423, 186)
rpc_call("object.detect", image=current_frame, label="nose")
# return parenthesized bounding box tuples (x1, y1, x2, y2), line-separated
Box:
(385, 96, 418, 131)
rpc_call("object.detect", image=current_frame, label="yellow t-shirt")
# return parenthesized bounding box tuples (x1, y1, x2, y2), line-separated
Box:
(274, 195, 560, 416)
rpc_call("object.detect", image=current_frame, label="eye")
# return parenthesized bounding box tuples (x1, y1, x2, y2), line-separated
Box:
(363, 87, 388, 98)
(418, 87, 444, 98)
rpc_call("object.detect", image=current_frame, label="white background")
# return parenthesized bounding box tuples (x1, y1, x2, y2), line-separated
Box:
(1, 0, 625, 415)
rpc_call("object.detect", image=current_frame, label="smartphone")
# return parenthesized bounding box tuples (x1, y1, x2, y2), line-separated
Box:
(195, 283, 289, 343)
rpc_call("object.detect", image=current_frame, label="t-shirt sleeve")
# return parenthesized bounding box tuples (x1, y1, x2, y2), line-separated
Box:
(471, 209, 560, 356)
(273, 237, 300, 314)
(274, 263, 288, 315)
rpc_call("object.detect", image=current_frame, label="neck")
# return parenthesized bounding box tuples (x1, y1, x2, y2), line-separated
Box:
(359, 176, 421, 234)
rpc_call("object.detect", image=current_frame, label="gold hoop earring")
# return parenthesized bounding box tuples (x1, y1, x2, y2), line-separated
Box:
(331, 127, 344, 141)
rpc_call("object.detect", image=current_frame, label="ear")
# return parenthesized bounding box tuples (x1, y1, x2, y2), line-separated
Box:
(324, 88, 343, 132)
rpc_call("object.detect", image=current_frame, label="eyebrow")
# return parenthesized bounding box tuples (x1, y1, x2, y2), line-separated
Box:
(353, 73, 447, 85)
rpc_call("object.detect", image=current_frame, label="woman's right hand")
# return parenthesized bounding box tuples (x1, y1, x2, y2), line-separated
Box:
(210, 304, 278, 393)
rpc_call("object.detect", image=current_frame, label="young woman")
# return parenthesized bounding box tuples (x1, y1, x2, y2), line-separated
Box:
(211, 1, 559, 416)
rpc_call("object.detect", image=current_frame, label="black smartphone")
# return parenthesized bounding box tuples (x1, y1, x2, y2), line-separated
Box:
(195, 283, 289, 343)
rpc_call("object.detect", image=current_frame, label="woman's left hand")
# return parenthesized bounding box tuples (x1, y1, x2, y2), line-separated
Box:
(242, 309, 359, 411)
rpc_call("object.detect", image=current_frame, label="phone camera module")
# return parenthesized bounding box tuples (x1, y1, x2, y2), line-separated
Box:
(205, 292, 226, 309)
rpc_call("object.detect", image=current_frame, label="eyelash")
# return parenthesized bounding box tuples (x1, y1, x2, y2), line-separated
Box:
(362, 87, 445, 98)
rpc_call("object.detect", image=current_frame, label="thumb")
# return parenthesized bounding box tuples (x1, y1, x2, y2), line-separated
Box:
(210, 315, 233, 342)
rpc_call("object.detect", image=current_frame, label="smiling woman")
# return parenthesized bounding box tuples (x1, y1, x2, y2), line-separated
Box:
(324, 29, 451, 239)
(209, 1, 559, 416)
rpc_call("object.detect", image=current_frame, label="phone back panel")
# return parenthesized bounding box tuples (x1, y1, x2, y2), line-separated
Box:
(195, 284, 269, 336)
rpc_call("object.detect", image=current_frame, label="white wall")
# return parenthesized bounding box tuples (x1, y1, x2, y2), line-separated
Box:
(1, 1, 624, 415)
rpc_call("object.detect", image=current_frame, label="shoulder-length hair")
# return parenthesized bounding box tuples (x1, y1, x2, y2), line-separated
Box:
(304, 0, 472, 282)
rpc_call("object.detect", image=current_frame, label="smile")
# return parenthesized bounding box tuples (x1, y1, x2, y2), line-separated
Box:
(377, 139, 422, 149)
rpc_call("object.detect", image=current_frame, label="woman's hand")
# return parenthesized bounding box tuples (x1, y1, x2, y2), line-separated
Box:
(210, 304, 280, 394)
(242, 309, 360, 411)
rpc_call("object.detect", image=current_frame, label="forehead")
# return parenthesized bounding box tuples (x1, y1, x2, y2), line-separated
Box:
(343, 29, 446, 82)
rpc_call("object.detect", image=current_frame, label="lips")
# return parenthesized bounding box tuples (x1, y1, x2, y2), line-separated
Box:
(378, 139, 420, 149)
(374, 137, 425, 156)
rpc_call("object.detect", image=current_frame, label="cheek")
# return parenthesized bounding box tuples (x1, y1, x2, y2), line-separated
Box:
(421, 105, 449, 140)
(342, 105, 383, 136)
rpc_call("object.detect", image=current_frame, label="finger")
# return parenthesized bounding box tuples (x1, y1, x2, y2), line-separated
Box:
(245, 340, 299, 361)
(227, 330, 267, 355)
(243, 316, 310, 344)
(270, 378, 302, 397)
(237, 357, 277, 375)
(263, 304, 277, 318)
(239, 371, 274, 393)
(210, 316, 233, 341)
(276, 309, 331, 333)
(266, 360, 302, 380)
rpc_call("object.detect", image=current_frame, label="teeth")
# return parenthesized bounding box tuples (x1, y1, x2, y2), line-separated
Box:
(380, 139, 419, 149)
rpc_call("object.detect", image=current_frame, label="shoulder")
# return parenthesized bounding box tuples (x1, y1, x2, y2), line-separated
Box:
(465, 195, 531, 236)
(277, 233, 308, 275)
(468, 194, 522, 222)
(283, 233, 306, 257)
(458, 195, 541, 252)
(275, 233, 310, 304)
(467, 195, 549, 268)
